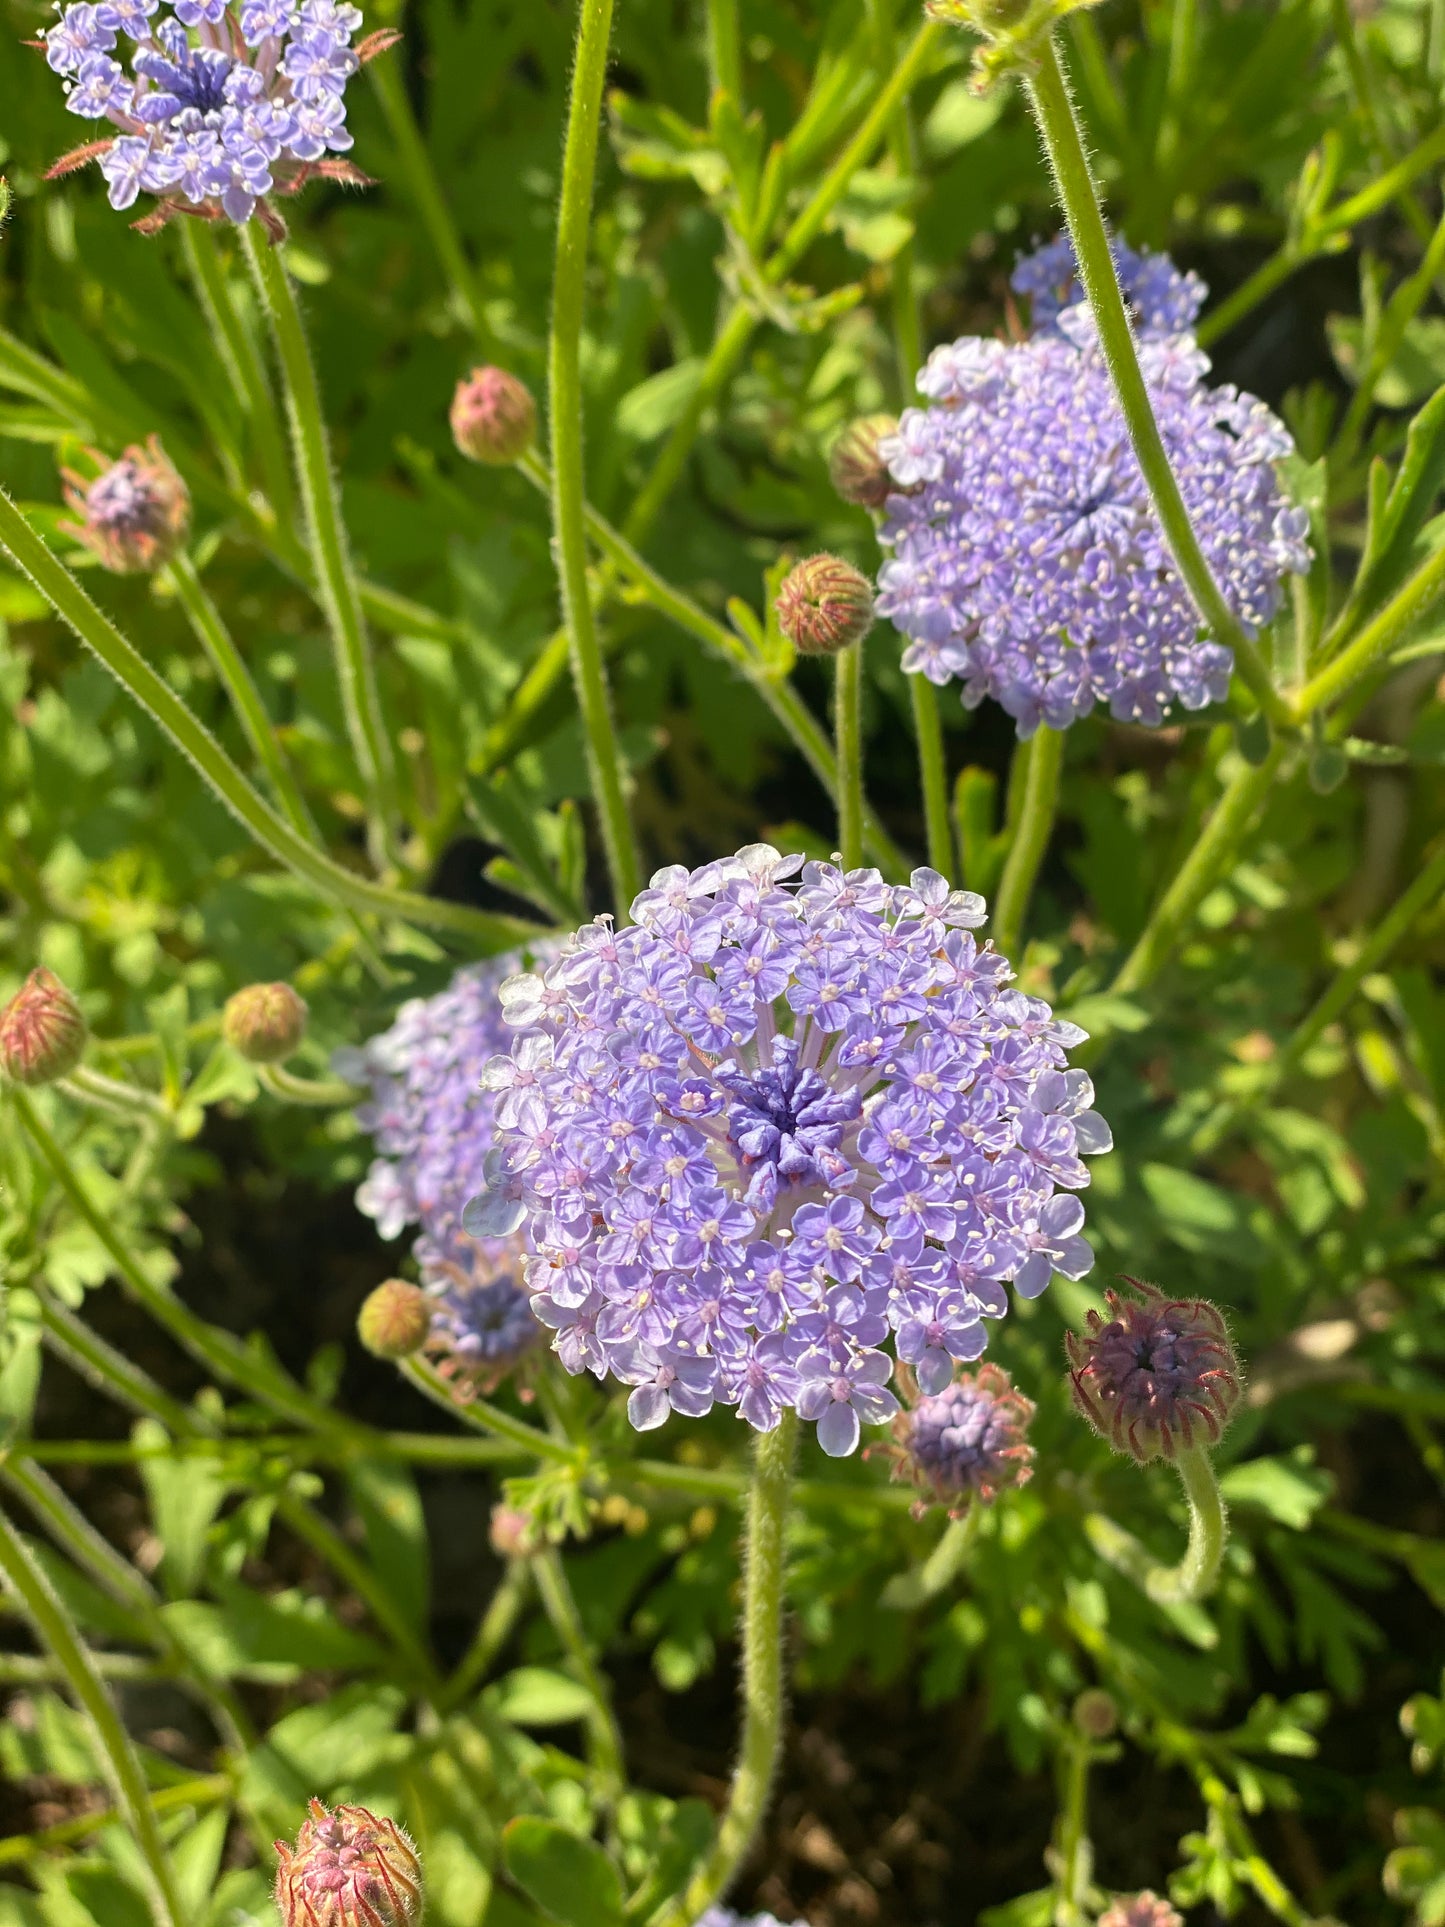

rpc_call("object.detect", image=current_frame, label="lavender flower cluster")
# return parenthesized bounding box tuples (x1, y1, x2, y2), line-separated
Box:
(43, 0, 366, 222)
(469, 847, 1109, 1457)
(875, 238, 1311, 736)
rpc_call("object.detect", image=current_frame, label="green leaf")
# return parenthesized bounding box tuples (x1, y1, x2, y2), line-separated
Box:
(487, 1668, 595, 1727)
(346, 1458, 431, 1640)
(500, 1817, 624, 1927)
(615, 361, 704, 443)
(160, 1581, 388, 1680)
(1140, 1163, 1262, 1262)
(133, 1418, 228, 1597)
(1221, 1453, 1333, 1530)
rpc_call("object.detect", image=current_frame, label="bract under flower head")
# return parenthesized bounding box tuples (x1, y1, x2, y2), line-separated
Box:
(274, 1799, 421, 1927)
(41, 0, 379, 227)
(1011, 232, 1206, 338)
(875, 254, 1310, 738)
(471, 847, 1110, 1458)
(1066, 1275, 1241, 1463)
(884, 1359, 1035, 1514)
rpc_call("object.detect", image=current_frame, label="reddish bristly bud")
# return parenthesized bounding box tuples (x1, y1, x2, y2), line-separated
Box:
(275, 1799, 423, 1927)
(828, 413, 899, 510)
(0, 968, 87, 1087)
(1097, 1893, 1183, 1927)
(489, 1503, 541, 1560)
(774, 554, 875, 656)
(59, 436, 190, 574)
(357, 1281, 431, 1360)
(1066, 1276, 1241, 1465)
(222, 982, 308, 1064)
(880, 1362, 1036, 1517)
(450, 366, 536, 466)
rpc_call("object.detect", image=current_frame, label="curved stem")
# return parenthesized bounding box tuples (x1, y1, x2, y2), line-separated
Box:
(244, 233, 399, 867)
(533, 1547, 625, 1795)
(835, 642, 865, 870)
(398, 1357, 578, 1465)
(58, 1065, 172, 1122)
(165, 553, 318, 843)
(1148, 1446, 1228, 1604)
(0, 488, 536, 949)
(1298, 537, 1445, 718)
(255, 1063, 365, 1106)
(651, 1411, 797, 1927)
(439, 1559, 531, 1713)
(991, 725, 1063, 960)
(549, 0, 641, 913)
(0, 1510, 183, 1927)
(1024, 35, 1293, 733)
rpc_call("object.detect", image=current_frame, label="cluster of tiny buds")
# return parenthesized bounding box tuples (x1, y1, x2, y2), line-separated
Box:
(356, 1280, 431, 1361)
(222, 981, 309, 1064)
(274, 1799, 422, 1927)
(1097, 1893, 1184, 1927)
(828, 413, 899, 510)
(489, 1502, 542, 1559)
(450, 365, 536, 466)
(1066, 1276, 1241, 1464)
(774, 553, 875, 655)
(0, 968, 88, 1086)
(880, 1361, 1036, 1517)
(59, 437, 190, 574)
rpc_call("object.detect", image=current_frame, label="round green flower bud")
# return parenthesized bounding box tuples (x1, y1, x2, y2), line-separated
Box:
(774, 553, 875, 656)
(222, 982, 308, 1065)
(357, 1280, 432, 1360)
(0, 968, 87, 1087)
(450, 366, 537, 466)
(1072, 1688, 1118, 1740)
(828, 413, 898, 509)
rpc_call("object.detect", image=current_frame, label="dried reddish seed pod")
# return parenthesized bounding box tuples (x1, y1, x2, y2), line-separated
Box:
(275, 1799, 423, 1927)
(1066, 1276, 1241, 1464)
(450, 366, 537, 466)
(774, 554, 875, 656)
(0, 968, 88, 1087)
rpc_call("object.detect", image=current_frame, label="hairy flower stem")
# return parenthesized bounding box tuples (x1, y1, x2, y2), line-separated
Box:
(550, 0, 642, 914)
(165, 552, 318, 842)
(0, 1510, 183, 1927)
(255, 1063, 366, 1106)
(1148, 1446, 1229, 1604)
(651, 1412, 797, 1927)
(992, 726, 1063, 959)
(0, 487, 534, 949)
(533, 1548, 626, 1796)
(244, 233, 400, 869)
(1025, 35, 1294, 734)
(836, 641, 866, 870)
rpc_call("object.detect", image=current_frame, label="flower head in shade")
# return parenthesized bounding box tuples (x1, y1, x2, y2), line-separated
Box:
(875, 258, 1310, 737)
(275, 1799, 422, 1927)
(60, 438, 190, 573)
(423, 1250, 541, 1397)
(40, 0, 388, 230)
(0, 968, 87, 1086)
(1011, 232, 1206, 339)
(1097, 1893, 1183, 1927)
(883, 1360, 1035, 1514)
(468, 847, 1109, 1457)
(1067, 1276, 1241, 1463)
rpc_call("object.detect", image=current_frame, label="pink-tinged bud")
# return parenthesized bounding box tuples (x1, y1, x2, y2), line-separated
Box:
(275, 1799, 422, 1927)
(450, 366, 536, 466)
(60, 437, 190, 575)
(1066, 1276, 1241, 1465)
(828, 414, 898, 510)
(1098, 1893, 1183, 1927)
(774, 554, 875, 656)
(357, 1281, 431, 1360)
(489, 1503, 540, 1560)
(880, 1363, 1035, 1517)
(0, 969, 87, 1087)
(222, 982, 308, 1064)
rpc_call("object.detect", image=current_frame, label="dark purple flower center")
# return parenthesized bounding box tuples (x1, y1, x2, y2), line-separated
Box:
(717, 1039, 860, 1186)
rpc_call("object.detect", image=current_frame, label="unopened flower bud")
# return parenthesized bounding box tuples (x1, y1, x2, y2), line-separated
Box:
(450, 366, 536, 465)
(0, 969, 87, 1086)
(275, 1799, 422, 1927)
(774, 554, 875, 656)
(1097, 1893, 1183, 1927)
(222, 982, 308, 1064)
(828, 414, 898, 510)
(1072, 1688, 1117, 1740)
(1067, 1276, 1241, 1465)
(358, 1280, 431, 1360)
(489, 1503, 540, 1560)
(60, 437, 190, 574)
(882, 1363, 1035, 1516)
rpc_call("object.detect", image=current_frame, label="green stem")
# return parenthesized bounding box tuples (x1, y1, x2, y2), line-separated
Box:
(533, 1547, 626, 1793)
(1149, 1446, 1228, 1604)
(165, 553, 317, 842)
(34, 1284, 201, 1439)
(835, 640, 865, 870)
(909, 678, 953, 878)
(0, 1510, 183, 1927)
(0, 1775, 230, 1873)
(439, 1559, 531, 1713)
(398, 1357, 578, 1464)
(1297, 538, 1445, 718)
(244, 233, 399, 866)
(650, 1412, 797, 1927)
(255, 1062, 365, 1106)
(1109, 741, 1288, 996)
(991, 725, 1063, 959)
(1053, 1728, 1094, 1927)
(549, 0, 642, 913)
(1025, 36, 1293, 732)
(0, 487, 534, 948)
(705, 0, 742, 97)
(1337, 206, 1445, 461)
(58, 1064, 172, 1122)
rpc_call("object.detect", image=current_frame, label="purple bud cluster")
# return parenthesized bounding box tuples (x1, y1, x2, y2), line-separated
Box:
(43, 0, 364, 221)
(471, 847, 1110, 1458)
(875, 238, 1311, 737)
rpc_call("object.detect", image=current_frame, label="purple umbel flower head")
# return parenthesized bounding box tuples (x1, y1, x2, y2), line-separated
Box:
(341, 952, 559, 1385)
(40, 0, 389, 229)
(1011, 232, 1207, 338)
(883, 1360, 1035, 1515)
(1066, 1275, 1241, 1463)
(874, 247, 1311, 737)
(468, 847, 1110, 1457)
